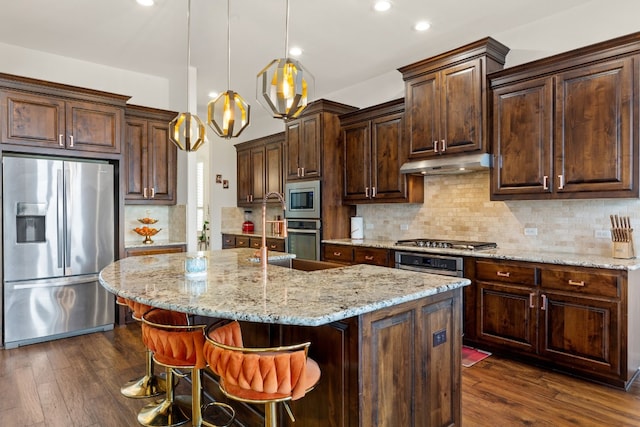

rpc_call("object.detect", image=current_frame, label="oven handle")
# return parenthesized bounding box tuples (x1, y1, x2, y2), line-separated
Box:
(395, 264, 463, 277)
(286, 228, 320, 234)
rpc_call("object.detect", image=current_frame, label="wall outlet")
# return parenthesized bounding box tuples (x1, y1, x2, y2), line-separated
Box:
(524, 227, 538, 236)
(595, 230, 611, 239)
(433, 329, 447, 347)
(400, 224, 409, 231)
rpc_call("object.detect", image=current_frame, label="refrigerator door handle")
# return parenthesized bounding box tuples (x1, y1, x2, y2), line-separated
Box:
(57, 169, 65, 269)
(64, 167, 71, 269)
(8, 274, 100, 290)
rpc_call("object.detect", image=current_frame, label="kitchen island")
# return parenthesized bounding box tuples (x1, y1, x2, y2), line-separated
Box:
(99, 248, 470, 426)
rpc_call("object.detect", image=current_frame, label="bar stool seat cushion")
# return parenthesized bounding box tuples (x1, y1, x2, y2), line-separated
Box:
(205, 321, 320, 401)
(141, 309, 206, 369)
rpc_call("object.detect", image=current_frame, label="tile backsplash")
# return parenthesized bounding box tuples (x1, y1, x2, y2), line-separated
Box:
(124, 205, 186, 244)
(356, 171, 640, 256)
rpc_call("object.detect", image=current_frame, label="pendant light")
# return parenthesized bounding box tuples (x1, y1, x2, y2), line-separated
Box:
(256, 0, 314, 119)
(169, 0, 206, 152)
(208, 0, 250, 138)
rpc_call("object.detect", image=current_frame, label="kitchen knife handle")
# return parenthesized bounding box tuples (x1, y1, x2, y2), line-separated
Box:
(529, 293, 536, 309)
(543, 175, 549, 190)
(557, 174, 565, 189)
(496, 271, 511, 278)
(568, 279, 585, 287)
(541, 294, 548, 311)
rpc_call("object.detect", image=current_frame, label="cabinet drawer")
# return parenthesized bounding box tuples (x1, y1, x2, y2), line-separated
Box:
(541, 268, 620, 298)
(475, 260, 536, 285)
(222, 234, 236, 249)
(323, 244, 354, 263)
(125, 245, 186, 257)
(266, 238, 285, 252)
(235, 236, 250, 248)
(354, 247, 390, 267)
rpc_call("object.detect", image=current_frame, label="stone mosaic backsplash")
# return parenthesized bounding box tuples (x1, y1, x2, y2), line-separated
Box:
(356, 171, 640, 256)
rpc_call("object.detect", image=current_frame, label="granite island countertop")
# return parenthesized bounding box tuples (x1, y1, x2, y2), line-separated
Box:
(323, 238, 640, 271)
(99, 248, 470, 326)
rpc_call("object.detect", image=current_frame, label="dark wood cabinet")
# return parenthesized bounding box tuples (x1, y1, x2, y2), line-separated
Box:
(398, 38, 509, 160)
(322, 243, 393, 268)
(124, 105, 177, 204)
(285, 113, 322, 180)
(0, 83, 126, 156)
(124, 244, 186, 257)
(490, 33, 639, 200)
(235, 132, 283, 207)
(472, 258, 638, 389)
(340, 98, 424, 204)
(221, 233, 285, 252)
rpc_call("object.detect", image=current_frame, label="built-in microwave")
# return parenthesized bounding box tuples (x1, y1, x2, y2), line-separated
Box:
(285, 180, 321, 219)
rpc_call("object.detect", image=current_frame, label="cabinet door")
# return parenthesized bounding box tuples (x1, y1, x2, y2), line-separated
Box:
(124, 118, 148, 201)
(299, 114, 322, 178)
(0, 90, 66, 149)
(477, 281, 537, 354)
(555, 57, 633, 194)
(250, 147, 265, 204)
(491, 77, 553, 198)
(221, 234, 236, 249)
(265, 139, 283, 196)
(370, 112, 405, 200)
(539, 290, 620, 377)
(66, 100, 121, 153)
(285, 120, 302, 180)
(405, 71, 439, 157)
(440, 58, 483, 154)
(147, 120, 176, 203)
(236, 147, 252, 206)
(342, 121, 370, 202)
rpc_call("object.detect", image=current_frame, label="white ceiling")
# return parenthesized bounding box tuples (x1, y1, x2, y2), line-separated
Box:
(0, 0, 601, 127)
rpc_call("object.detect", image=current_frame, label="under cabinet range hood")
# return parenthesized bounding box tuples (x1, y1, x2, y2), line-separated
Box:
(400, 153, 492, 176)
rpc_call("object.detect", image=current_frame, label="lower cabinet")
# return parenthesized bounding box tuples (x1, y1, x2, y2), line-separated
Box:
(221, 233, 285, 252)
(322, 243, 393, 267)
(472, 258, 638, 389)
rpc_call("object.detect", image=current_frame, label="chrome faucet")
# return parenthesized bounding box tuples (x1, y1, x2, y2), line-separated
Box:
(260, 192, 287, 271)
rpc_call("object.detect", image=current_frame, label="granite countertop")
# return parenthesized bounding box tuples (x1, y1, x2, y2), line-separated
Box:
(125, 239, 188, 249)
(323, 238, 640, 271)
(99, 248, 470, 326)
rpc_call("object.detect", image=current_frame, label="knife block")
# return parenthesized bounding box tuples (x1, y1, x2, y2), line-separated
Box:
(612, 236, 635, 259)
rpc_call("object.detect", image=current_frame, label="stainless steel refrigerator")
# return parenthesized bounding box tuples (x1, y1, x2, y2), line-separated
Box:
(2, 155, 115, 348)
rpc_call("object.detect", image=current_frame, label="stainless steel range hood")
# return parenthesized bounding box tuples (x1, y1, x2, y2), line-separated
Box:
(400, 153, 492, 176)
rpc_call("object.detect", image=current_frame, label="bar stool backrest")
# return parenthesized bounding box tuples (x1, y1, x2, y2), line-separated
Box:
(126, 299, 154, 321)
(141, 309, 207, 369)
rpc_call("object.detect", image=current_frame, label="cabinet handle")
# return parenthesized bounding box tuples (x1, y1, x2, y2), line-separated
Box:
(529, 293, 535, 309)
(541, 294, 547, 311)
(269, 244, 277, 249)
(372, 187, 377, 198)
(301, 167, 305, 176)
(441, 139, 446, 151)
(496, 271, 510, 278)
(250, 194, 253, 202)
(543, 175, 549, 190)
(150, 188, 155, 198)
(297, 167, 301, 177)
(69, 135, 74, 147)
(568, 279, 585, 287)
(558, 174, 565, 189)
(433, 141, 439, 153)
(365, 187, 369, 198)
(143, 187, 148, 198)
(364, 255, 374, 261)
(59, 134, 64, 147)
(333, 251, 342, 257)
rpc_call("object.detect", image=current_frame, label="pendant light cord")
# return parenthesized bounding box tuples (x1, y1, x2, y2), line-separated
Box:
(284, 0, 289, 58)
(227, 0, 231, 90)
(186, 0, 192, 111)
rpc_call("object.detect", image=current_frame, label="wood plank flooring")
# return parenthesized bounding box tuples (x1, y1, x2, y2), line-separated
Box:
(1, 323, 640, 426)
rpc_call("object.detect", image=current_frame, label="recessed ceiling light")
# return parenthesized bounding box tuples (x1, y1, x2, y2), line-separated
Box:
(374, 1, 391, 12)
(136, 0, 154, 6)
(289, 47, 303, 57)
(414, 21, 431, 31)
(208, 91, 219, 99)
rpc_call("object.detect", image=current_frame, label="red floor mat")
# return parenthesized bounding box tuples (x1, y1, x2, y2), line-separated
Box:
(462, 346, 491, 367)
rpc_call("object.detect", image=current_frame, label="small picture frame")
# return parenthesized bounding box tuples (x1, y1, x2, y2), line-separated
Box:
(222, 179, 229, 189)
(215, 174, 222, 183)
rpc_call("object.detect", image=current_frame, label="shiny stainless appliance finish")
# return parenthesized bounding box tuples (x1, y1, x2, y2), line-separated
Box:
(2, 155, 115, 348)
(395, 238, 497, 251)
(284, 180, 321, 219)
(395, 251, 464, 277)
(287, 219, 321, 261)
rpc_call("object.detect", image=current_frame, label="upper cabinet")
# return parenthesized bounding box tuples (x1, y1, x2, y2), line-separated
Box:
(490, 33, 640, 200)
(235, 132, 284, 207)
(124, 105, 178, 205)
(340, 98, 423, 204)
(398, 38, 509, 160)
(0, 73, 127, 157)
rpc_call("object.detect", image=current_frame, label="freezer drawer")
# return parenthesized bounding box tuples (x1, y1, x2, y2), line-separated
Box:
(3, 275, 114, 348)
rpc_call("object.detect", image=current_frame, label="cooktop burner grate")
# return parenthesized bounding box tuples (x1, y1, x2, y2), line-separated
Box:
(395, 239, 497, 251)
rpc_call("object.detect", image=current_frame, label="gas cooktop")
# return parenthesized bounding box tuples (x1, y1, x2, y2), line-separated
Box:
(395, 239, 497, 251)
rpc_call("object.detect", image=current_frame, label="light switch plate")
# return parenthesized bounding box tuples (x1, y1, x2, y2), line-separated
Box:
(524, 228, 538, 236)
(400, 224, 409, 231)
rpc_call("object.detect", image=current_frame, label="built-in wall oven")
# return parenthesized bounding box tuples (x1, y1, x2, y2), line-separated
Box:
(287, 219, 321, 261)
(285, 180, 322, 260)
(395, 251, 464, 277)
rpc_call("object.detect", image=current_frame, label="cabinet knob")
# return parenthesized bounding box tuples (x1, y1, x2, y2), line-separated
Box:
(333, 251, 341, 256)
(364, 255, 374, 261)
(496, 271, 510, 278)
(568, 279, 585, 287)
(269, 244, 277, 249)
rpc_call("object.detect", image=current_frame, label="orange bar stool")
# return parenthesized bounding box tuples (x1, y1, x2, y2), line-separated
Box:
(139, 308, 235, 427)
(204, 320, 321, 427)
(119, 298, 167, 399)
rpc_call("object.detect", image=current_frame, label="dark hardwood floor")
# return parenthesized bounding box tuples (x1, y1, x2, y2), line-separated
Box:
(1, 323, 640, 426)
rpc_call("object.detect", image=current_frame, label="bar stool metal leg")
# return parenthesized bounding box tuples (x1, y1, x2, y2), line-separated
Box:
(137, 366, 190, 427)
(121, 348, 166, 398)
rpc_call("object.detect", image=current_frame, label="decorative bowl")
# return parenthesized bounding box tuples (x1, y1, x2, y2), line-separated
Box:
(133, 226, 162, 244)
(138, 217, 159, 225)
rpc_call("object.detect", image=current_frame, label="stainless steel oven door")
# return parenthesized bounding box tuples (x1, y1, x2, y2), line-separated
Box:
(287, 220, 321, 261)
